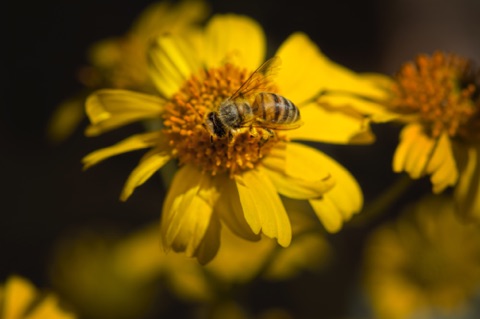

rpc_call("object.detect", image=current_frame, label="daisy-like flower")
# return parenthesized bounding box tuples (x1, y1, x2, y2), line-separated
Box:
(83, 14, 382, 263)
(361, 195, 480, 319)
(46, 0, 209, 144)
(0, 275, 76, 319)
(379, 51, 480, 221)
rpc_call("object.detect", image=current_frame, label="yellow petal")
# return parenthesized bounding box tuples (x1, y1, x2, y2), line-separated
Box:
(161, 165, 220, 258)
(262, 142, 335, 199)
(454, 144, 480, 221)
(204, 14, 265, 70)
(393, 124, 433, 177)
(120, 146, 171, 201)
(426, 132, 458, 193)
(276, 32, 393, 106)
(235, 168, 292, 247)
(309, 196, 343, 233)
(275, 32, 327, 105)
(318, 93, 399, 123)
(148, 34, 202, 98)
(82, 131, 165, 170)
(286, 103, 375, 144)
(394, 124, 458, 193)
(85, 89, 164, 136)
(214, 174, 261, 241)
(193, 214, 221, 265)
(3, 276, 37, 319)
(307, 151, 363, 233)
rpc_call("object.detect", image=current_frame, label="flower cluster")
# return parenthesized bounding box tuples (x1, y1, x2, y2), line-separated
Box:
(36, 1, 480, 318)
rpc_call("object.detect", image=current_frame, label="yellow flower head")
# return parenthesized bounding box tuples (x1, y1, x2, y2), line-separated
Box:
(389, 51, 479, 140)
(381, 51, 480, 221)
(361, 195, 480, 319)
(0, 276, 76, 319)
(46, 0, 209, 144)
(83, 14, 367, 263)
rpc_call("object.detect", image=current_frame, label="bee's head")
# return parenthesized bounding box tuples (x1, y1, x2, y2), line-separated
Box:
(204, 112, 227, 138)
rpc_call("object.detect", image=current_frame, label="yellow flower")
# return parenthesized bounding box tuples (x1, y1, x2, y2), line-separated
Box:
(380, 52, 480, 221)
(83, 14, 368, 263)
(48, 213, 331, 318)
(0, 275, 76, 319)
(46, 0, 209, 144)
(361, 195, 480, 319)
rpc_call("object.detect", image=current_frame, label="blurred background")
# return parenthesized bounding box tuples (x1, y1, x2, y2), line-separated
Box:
(3, 0, 480, 318)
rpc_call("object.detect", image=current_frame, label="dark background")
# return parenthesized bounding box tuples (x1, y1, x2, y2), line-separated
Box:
(3, 0, 480, 318)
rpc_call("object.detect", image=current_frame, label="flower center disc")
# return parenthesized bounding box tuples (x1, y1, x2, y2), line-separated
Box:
(391, 51, 480, 140)
(162, 63, 286, 176)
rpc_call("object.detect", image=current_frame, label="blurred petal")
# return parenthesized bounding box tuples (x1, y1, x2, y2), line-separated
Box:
(454, 144, 480, 221)
(214, 174, 261, 241)
(85, 89, 164, 136)
(264, 232, 332, 280)
(308, 152, 363, 233)
(120, 146, 171, 201)
(161, 165, 220, 258)
(426, 132, 458, 193)
(82, 131, 165, 170)
(235, 168, 291, 247)
(394, 124, 457, 193)
(262, 142, 335, 199)
(27, 295, 75, 319)
(131, 0, 209, 41)
(286, 103, 375, 144)
(148, 34, 202, 98)
(46, 97, 85, 144)
(4, 276, 37, 319)
(204, 14, 265, 69)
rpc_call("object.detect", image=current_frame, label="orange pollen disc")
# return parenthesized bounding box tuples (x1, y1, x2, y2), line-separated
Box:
(162, 63, 287, 176)
(391, 51, 480, 140)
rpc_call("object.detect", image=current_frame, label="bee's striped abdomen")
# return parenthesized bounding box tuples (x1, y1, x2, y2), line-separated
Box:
(252, 93, 300, 124)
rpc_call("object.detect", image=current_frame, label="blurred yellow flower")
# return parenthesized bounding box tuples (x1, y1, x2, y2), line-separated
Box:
(361, 195, 480, 319)
(46, 0, 209, 144)
(376, 52, 480, 221)
(49, 211, 330, 319)
(83, 13, 373, 263)
(0, 275, 76, 319)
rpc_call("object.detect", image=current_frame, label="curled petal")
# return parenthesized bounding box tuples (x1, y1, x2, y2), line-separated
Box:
(85, 89, 164, 136)
(120, 146, 171, 201)
(161, 165, 220, 259)
(82, 131, 165, 170)
(262, 142, 335, 199)
(235, 168, 292, 247)
(307, 152, 363, 233)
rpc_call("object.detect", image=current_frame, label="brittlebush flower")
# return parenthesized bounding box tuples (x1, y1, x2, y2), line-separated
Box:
(46, 0, 209, 144)
(361, 195, 480, 319)
(0, 276, 76, 319)
(82, 14, 383, 263)
(376, 52, 480, 221)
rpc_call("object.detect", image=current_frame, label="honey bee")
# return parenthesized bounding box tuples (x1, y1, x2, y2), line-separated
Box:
(204, 56, 302, 142)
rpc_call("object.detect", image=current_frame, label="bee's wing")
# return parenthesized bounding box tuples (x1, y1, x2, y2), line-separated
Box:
(229, 56, 282, 101)
(249, 118, 304, 130)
